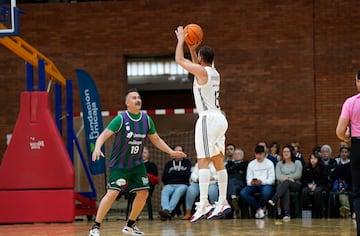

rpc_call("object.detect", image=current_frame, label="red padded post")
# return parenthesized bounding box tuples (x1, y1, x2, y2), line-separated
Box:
(0, 92, 74, 189)
(0, 91, 75, 223)
(0, 189, 74, 223)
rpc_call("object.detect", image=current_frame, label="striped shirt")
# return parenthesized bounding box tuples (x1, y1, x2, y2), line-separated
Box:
(107, 111, 156, 169)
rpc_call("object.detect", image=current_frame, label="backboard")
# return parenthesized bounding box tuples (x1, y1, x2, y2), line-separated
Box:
(0, 0, 18, 36)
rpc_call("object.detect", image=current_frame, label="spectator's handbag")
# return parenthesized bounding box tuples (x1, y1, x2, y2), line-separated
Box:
(333, 179, 348, 192)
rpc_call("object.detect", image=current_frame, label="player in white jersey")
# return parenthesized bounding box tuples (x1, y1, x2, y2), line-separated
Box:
(175, 26, 230, 222)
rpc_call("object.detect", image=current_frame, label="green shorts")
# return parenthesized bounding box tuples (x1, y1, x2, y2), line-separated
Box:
(107, 164, 150, 193)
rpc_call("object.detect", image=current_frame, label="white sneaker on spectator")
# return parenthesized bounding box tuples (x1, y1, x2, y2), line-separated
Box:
(283, 215, 291, 222)
(268, 199, 275, 207)
(256, 208, 265, 219)
(190, 202, 213, 222)
(207, 201, 231, 220)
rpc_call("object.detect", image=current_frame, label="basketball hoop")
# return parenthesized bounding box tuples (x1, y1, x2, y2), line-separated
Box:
(0, 0, 19, 37)
(0, 1, 10, 24)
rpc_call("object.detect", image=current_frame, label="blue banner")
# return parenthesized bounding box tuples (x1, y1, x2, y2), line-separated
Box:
(75, 69, 105, 175)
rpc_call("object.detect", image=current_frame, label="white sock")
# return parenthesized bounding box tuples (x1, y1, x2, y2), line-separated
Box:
(217, 169, 228, 204)
(198, 169, 210, 204)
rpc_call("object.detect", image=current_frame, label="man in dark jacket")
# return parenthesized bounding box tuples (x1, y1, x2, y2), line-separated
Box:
(159, 145, 191, 220)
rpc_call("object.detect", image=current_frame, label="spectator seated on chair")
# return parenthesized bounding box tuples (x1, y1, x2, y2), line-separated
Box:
(159, 145, 191, 221)
(269, 141, 281, 162)
(226, 148, 248, 218)
(320, 144, 338, 179)
(258, 141, 278, 167)
(142, 147, 159, 219)
(240, 145, 275, 219)
(142, 146, 159, 197)
(268, 145, 303, 222)
(301, 153, 329, 218)
(329, 146, 352, 218)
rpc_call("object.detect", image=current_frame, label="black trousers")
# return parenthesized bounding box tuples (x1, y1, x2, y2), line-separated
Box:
(351, 138, 360, 236)
(275, 180, 301, 214)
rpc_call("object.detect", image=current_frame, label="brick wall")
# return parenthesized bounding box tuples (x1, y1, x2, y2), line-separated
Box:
(0, 0, 359, 162)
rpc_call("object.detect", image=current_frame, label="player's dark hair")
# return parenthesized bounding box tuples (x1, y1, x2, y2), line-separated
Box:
(357, 70, 360, 80)
(125, 88, 139, 99)
(199, 46, 214, 64)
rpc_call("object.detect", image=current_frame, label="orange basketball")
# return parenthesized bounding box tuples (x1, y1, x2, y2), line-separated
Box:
(184, 24, 203, 46)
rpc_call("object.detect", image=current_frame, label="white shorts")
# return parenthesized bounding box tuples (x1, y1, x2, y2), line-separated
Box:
(195, 111, 228, 158)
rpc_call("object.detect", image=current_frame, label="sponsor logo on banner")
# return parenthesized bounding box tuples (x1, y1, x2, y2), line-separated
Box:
(76, 69, 105, 175)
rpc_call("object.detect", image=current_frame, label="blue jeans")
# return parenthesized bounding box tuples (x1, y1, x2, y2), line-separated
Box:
(240, 185, 273, 210)
(228, 178, 244, 197)
(185, 182, 219, 210)
(161, 184, 188, 212)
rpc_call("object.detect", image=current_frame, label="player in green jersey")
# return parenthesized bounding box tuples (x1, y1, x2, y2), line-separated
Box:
(89, 89, 186, 236)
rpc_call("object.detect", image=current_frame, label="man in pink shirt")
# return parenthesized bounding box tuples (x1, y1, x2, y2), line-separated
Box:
(336, 70, 360, 236)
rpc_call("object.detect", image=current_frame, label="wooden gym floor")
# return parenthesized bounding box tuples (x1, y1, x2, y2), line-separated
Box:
(0, 217, 357, 236)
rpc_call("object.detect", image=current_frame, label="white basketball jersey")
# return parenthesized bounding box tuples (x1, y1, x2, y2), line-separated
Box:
(193, 66, 221, 114)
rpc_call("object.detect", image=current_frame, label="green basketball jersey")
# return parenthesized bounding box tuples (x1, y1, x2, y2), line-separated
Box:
(107, 111, 156, 169)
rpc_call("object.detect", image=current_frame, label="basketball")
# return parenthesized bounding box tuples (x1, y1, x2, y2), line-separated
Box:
(184, 24, 203, 46)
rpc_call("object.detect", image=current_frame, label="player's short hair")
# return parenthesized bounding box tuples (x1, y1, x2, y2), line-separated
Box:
(199, 46, 214, 64)
(125, 88, 139, 100)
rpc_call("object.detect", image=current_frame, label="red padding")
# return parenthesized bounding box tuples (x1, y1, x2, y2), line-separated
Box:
(0, 189, 75, 223)
(0, 92, 74, 190)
